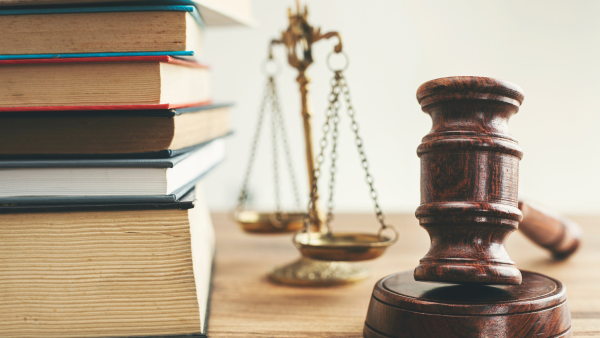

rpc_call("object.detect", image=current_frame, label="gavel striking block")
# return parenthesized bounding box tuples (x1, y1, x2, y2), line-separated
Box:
(364, 270, 572, 338)
(414, 76, 525, 285)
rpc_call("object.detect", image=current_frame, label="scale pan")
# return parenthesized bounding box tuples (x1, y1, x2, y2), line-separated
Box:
(234, 211, 305, 234)
(293, 230, 398, 262)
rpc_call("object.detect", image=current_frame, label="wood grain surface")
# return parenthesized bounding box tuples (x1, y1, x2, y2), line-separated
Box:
(208, 213, 600, 338)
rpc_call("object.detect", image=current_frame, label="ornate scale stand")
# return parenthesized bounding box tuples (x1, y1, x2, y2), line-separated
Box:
(235, 2, 397, 286)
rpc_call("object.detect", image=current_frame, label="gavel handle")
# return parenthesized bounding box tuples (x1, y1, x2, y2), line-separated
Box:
(518, 200, 583, 259)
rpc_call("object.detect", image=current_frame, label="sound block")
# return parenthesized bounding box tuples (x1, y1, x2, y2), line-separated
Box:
(364, 270, 571, 338)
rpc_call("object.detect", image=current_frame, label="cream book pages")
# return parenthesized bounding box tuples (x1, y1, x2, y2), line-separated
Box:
(0, 60, 211, 108)
(0, 191, 215, 337)
(0, 11, 204, 56)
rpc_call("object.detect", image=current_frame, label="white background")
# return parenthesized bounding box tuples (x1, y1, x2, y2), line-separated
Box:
(202, 0, 600, 214)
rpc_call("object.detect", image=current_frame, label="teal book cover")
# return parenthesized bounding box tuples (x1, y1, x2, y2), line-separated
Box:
(0, 4, 204, 60)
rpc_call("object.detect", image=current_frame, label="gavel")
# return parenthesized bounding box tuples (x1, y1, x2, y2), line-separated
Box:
(364, 76, 576, 338)
(414, 76, 582, 285)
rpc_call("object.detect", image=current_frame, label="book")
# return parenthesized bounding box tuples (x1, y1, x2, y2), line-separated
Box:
(0, 0, 256, 27)
(0, 56, 210, 111)
(0, 103, 231, 158)
(0, 5, 205, 58)
(0, 138, 225, 204)
(0, 185, 215, 337)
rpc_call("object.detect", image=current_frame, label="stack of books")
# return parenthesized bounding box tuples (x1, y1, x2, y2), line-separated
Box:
(0, 1, 253, 337)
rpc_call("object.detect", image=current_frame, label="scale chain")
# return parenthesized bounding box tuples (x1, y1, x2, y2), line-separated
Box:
(305, 67, 391, 238)
(237, 68, 303, 219)
(304, 74, 340, 233)
(270, 79, 283, 214)
(269, 77, 303, 210)
(338, 71, 388, 230)
(325, 75, 341, 233)
(236, 76, 273, 211)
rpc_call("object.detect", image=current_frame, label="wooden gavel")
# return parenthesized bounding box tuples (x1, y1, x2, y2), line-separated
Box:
(364, 76, 577, 338)
(414, 76, 582, 285)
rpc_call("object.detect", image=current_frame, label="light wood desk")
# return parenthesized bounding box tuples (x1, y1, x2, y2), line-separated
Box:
(208, 213, 600, 337)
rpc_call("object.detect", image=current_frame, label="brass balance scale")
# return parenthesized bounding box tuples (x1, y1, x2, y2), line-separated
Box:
(234, 1, 398, 286)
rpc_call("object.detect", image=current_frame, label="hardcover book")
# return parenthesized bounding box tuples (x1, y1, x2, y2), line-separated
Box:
(0, 5, 205, 59)
(0, 56, 211, 111)
(0, 103, 231, 158)
(0, 186, 215, 337)
(0, 138, 225, 204)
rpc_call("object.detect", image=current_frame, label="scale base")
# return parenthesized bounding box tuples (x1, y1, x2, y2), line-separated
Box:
(268, 257, 370, 286)
(364, 270, 572, 338)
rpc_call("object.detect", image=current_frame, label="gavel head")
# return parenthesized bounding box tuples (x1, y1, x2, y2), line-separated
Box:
(414, 76, 525, 285)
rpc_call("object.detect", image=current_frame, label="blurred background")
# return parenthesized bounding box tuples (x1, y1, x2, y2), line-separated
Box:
(202, 0, 600, 214)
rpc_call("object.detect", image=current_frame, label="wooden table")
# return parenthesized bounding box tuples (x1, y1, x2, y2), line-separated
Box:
(208, 213, 600, 337)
